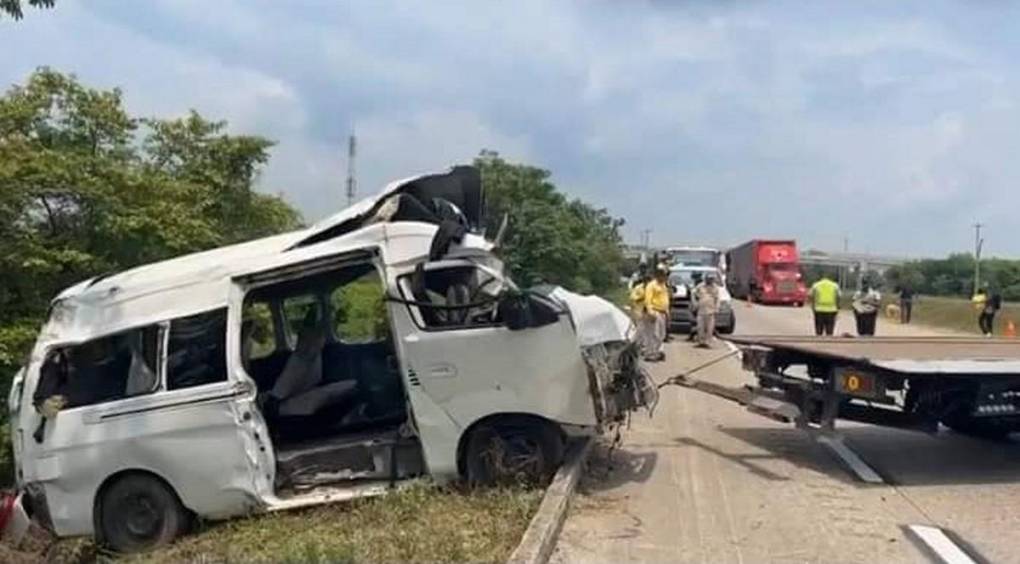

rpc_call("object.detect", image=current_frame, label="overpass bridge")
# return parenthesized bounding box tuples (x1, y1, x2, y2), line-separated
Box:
(800, 250, 910, 288)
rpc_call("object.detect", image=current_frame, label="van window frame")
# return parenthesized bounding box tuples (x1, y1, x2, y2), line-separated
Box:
(164, 308, 231, 392)
(327, 266, 390, 345)
(233, 249, 390, 381)
(32, 322, 168, 413)
(397, 261, 510, 332)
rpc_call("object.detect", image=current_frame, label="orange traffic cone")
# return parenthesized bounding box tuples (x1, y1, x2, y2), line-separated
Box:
(1006, 320, 1017, 338)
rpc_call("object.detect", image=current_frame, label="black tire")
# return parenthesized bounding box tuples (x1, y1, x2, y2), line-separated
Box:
(464, 419, 564, 486)
(97, 474, 189, 553)
(718, 314, 736, 335)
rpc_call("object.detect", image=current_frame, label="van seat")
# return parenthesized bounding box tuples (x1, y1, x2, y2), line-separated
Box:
(277, 380, 358, 418)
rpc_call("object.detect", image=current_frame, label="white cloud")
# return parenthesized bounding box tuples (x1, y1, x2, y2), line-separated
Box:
(6, 0, 1020, 256)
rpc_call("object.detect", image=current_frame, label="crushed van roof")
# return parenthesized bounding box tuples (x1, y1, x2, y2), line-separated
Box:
(58, 166, 482, 305)
(38, 166, 488, 347)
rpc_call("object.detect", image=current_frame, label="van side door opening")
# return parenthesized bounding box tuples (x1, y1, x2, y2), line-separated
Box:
(238, 259, 424, 493)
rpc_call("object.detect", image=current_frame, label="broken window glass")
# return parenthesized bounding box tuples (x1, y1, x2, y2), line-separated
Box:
(33, 325, 159, 410)
(166, 309, 228, 390)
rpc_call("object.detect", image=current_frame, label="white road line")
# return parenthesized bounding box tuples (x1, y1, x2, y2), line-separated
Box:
(722, 340, 742, 362)
(905, 525, 978, 564)
(815, 434, 885, 484)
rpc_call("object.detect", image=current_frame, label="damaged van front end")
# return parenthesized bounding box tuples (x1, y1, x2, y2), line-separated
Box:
(544, 288, 659, 430)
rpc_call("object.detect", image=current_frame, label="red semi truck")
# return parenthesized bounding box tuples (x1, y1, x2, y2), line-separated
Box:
(726, 240, 807, 305)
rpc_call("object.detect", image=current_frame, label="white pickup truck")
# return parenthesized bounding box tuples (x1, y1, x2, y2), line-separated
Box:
(667, 265, 736, 334)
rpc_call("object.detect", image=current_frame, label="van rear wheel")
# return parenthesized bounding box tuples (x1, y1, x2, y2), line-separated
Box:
(98, 474, 188, 553)
(465, 420, 563, 486)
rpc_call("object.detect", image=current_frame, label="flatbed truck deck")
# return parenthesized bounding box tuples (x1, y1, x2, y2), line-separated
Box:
(672, 336, 1020, 439)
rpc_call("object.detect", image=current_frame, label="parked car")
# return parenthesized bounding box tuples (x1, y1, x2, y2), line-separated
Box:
(667, 265, 736, 335)
(3, 166, 657, 553)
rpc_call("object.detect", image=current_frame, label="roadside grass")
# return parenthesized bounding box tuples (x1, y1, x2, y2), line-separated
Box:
(899, 295, 1020, 335)
(33, 483, 541, 564)
(836, 294, 1020, 336)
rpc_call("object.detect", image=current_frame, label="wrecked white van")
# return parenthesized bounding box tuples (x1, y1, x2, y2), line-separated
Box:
(3, 166, 655, 552)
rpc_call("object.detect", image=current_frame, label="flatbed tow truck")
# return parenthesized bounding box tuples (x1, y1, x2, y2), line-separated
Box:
(665, 336, 1020, 441)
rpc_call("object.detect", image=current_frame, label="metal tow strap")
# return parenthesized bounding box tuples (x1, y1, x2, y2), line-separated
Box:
(656, 349, 741, 389)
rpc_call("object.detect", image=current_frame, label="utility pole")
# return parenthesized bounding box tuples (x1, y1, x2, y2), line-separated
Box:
(973, 222, 985, 294)
(640, 229, 652, 250)
(345, 133, 357, 207)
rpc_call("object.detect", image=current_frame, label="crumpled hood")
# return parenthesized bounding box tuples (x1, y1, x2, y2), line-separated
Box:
(548, 287, 635, 347)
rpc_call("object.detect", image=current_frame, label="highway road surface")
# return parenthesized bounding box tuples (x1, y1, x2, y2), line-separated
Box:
(552, 303, 1020, 563)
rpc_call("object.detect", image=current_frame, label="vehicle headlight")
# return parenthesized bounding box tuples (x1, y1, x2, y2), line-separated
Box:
(720, 301, 732, 312)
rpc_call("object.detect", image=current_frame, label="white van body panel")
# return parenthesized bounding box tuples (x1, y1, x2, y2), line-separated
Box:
(19, 379, 263, 536)
(388, 291, 596, 481)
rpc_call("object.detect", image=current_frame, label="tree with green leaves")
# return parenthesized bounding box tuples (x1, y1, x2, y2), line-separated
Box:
(0, 68, 302, 401)
(0, 0, 54, 19)
(475, 150, 625, 294)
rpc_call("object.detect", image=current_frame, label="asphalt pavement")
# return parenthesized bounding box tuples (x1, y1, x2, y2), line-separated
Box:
(551, 302, 1020, 563)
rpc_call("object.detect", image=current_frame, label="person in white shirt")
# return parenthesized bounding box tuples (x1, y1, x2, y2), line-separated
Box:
(852, 282, 882, 336)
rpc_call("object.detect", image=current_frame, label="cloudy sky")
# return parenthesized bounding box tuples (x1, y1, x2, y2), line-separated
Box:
(4, 1, 1020, 257)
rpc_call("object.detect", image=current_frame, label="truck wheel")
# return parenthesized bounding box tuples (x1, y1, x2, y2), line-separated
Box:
(719, 316, 736, 335)
(97, 474, 189, 553)
(465, 419, 564, 486)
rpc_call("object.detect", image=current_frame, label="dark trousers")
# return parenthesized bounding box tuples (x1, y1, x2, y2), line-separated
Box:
(813, 311, 837, 336)
(979, 311, 996, 335)
(900, 299, 912, 324)
(854, 311, 877, 336)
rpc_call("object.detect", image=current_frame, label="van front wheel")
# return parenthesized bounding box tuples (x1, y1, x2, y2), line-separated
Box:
(98, 474, 188, 553)
(465, 420, 563, 486)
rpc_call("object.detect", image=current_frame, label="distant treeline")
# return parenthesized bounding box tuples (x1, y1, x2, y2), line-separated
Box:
(804, 254, 1020, 300)
(884, 254, 1020, 299)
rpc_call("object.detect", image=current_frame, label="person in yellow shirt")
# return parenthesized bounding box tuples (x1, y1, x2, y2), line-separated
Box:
(643, 265, 671, 361)
(809, 275, 841, 336)
(628, 266, 652, 354)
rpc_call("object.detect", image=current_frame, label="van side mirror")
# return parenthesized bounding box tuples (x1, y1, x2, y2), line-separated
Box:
(498, 291, 561, 331)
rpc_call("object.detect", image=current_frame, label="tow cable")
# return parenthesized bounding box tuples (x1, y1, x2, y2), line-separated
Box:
(656, 349, 741, 389)
(601, 349, 743, 473)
